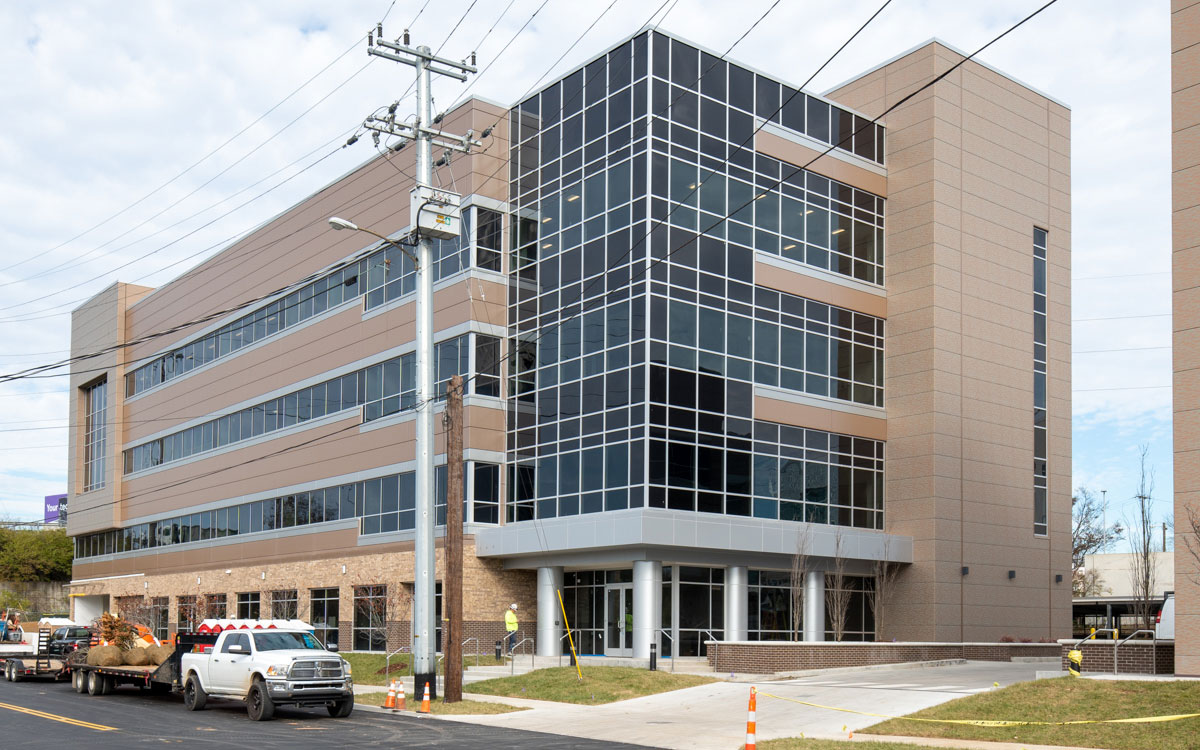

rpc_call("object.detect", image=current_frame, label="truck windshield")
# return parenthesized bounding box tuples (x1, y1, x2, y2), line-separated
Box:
(252, 631, 323, 651)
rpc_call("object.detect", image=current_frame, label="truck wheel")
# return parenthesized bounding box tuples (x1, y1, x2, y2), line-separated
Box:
(100, 675, 113, 695)
(6, 662, 17, 682)
(327, 695, 354, 718)
(73, 670, 87, 693)
(86, 671, 104, 696)
(184, 675, 207, 711)
(3, 662, 11, 682)
(246, 680, 275, 721)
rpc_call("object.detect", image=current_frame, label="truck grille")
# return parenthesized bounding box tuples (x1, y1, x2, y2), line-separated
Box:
(290, 660, 343, 679)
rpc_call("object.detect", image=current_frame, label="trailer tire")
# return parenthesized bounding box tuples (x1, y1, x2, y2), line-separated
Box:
(5, 662, 17, 682)
(184, 675, 207, 711)
(100, 675, 113, 695)
(327, 694, 354, 718)
(246, 680, 274, 721)
(3, 662, 11, 682)
(86, 670, 104, 696)
(73, 670, 86, 693)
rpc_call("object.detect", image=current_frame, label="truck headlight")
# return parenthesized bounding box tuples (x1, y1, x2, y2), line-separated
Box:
(341, 659, 351, 676)
(265, 664, 291, 677)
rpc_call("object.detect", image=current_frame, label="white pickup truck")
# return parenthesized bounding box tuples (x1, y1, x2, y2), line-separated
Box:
(180, 628, 353, 720)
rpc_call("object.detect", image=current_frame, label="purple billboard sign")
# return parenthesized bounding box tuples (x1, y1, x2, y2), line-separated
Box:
(44, 494, 67, 524)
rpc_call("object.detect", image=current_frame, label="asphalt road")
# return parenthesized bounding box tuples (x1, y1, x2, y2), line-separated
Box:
(0, 677, 655, 750)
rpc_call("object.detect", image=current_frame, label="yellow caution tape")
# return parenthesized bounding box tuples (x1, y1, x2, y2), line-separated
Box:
(756, 692, 1200, 727)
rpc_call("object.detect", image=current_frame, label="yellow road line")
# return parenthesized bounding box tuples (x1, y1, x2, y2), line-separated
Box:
(756, 692, 1200, 727)
(0, 701, 117, 731)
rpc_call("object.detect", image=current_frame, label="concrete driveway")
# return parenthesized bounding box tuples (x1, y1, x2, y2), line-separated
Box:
(452, 661, 1045, 749)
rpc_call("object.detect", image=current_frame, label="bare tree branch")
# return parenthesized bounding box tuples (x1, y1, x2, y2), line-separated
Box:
(868, 536, 902, 641)
(1072, 487, 1122, 596)
(826, 529, 851, 642)
(790, 527, 811, 641)
(1127, 446, 1158, 632)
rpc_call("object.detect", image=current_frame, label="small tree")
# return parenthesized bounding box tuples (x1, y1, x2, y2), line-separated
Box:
(868, 536, 903, 641)
(1184, 506, 1200, 584)
(1127, 446, 1158, 632)
(1072, 487, 1123, 596)
(825, 529, 852, 642)
(790, 527, 812, 641)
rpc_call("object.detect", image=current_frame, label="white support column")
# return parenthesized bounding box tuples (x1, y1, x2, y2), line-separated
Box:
(803, 570, 826, 642)
(632, 560, 662, 659)
(536, 566, 563, 657)
(724, 566, 749, 641)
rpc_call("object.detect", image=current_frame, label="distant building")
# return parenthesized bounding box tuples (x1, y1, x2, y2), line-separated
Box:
(1072, 551, 1174, 637)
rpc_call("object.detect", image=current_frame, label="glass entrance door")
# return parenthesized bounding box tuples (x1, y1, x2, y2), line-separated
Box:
(604, 584, 633, 656)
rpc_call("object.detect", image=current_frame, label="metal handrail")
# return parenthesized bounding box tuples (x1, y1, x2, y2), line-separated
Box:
(1114, 629, 1156, 676)
(558, 630, 577, 667)
(462, 636, 480, 667)
(384, 644, 411, 682)
(658, 629, 676, 672)
(509, 637, 534, 675)
(1073, 628, 1116, 650)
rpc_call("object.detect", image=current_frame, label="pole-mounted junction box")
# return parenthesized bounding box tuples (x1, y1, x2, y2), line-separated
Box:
(411, 186, 462, 239)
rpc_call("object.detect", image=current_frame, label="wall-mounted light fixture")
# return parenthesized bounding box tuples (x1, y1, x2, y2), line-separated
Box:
(1008, 570, 1017, 580)
(961, 566, 969, 576)
(1055, 574, 1063, 583)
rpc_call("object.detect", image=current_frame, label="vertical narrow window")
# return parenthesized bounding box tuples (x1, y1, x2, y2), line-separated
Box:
(1033, 228, 1048, 536)
(83, 379, 108, 491)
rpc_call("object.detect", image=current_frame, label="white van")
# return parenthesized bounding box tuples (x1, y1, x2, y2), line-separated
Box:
(1155, 593, 1175, 639)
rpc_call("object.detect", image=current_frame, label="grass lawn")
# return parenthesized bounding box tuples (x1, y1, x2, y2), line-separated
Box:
(761, 741, 971, 750)
(354, 691, 526, 714)
(860, 677, 1200, 750)
(465, 666, 714, 705)
(342, 652, 505, 686)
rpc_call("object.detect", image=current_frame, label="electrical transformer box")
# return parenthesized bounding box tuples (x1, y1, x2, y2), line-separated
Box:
(411, 186, 462, 240)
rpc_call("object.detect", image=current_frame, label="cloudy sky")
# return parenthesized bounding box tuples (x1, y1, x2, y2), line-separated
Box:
(0, 0, 1172, 544)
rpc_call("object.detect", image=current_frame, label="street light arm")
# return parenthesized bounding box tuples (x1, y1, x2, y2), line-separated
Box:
(328, 216, 420, 269)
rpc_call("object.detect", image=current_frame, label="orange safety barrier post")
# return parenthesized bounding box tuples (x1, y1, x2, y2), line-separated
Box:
(397, 679, 407, 710)
(419, 681, 432, 714)
(745, 686, 757, 750)
(383, 679, 397, 710)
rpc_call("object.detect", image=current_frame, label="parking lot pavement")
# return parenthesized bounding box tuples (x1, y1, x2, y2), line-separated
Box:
(0, 678, 653, 750)
(451, 661, 1046, 750)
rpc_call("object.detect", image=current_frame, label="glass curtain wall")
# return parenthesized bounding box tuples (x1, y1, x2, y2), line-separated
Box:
(506, 31, 886, 533)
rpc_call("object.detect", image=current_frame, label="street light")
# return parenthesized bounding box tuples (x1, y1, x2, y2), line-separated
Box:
(328, 216, 418, 267)
(328, 211, 436, 692)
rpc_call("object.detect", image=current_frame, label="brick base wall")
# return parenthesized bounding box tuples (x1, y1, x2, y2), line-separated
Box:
(707, 642, 1061, 673)
(1060, 640, 1174, 675)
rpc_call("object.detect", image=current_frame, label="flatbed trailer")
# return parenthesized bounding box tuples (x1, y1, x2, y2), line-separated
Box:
(1, 627, 70, 682)
(67, 633, 217, 696)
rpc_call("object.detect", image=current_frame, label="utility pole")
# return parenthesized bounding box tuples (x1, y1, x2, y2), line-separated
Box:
(444, 375, 464, 702)
(362, 26, 480, 700)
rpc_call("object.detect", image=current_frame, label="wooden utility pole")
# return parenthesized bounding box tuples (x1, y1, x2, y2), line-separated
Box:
(443, 375, 464, 702)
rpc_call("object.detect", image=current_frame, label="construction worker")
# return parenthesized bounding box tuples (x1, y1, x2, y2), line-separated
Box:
(504, 603, 519, 654)
(0, 609, 7, 642)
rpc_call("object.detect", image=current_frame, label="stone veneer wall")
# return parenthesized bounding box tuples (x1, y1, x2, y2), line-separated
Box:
(1059, 640, 1174, 675)
(706, 641, 1060, 673)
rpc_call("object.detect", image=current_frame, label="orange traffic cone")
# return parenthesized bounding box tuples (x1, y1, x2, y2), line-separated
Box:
(383, 679, 397, 710)
(745, 686, 757, 750)
(419, 681, 432, 714)
(396, 679, 407, 710)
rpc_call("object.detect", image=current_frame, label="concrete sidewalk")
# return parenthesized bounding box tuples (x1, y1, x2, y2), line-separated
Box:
(435, 661, 1043, 750)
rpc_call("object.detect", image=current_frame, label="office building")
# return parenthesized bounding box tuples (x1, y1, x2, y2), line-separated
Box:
(66, 29, 1071, 657)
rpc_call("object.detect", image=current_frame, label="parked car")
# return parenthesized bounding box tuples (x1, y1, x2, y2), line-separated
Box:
(1155, 593, 1175, 639)
(47, 626, 94, 655)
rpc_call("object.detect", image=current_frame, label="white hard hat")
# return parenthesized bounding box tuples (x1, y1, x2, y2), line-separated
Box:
(510, 603, 518, 610)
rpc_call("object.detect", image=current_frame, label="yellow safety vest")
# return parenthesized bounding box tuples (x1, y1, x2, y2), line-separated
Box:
(505, 610, 518, 632)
